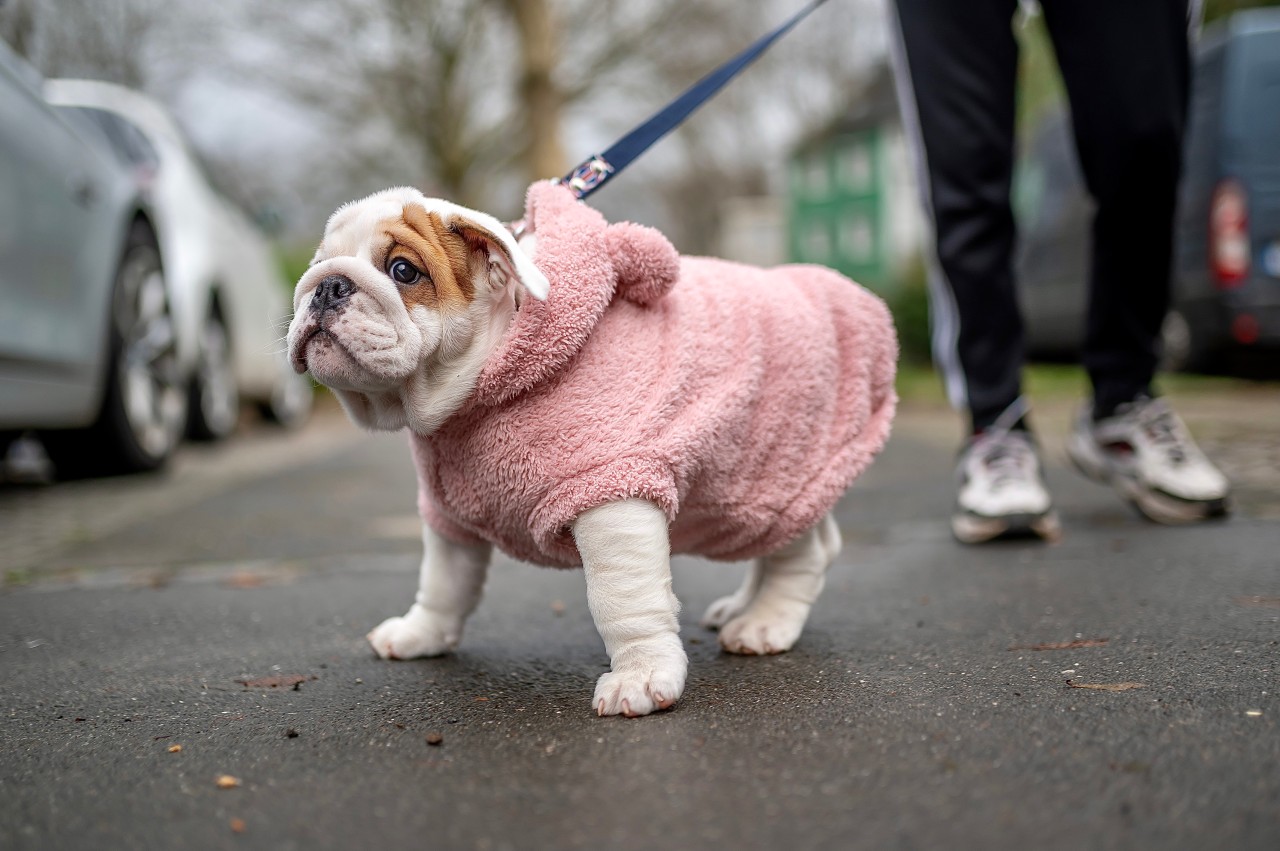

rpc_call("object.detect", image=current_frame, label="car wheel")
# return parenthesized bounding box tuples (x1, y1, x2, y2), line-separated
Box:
(186, 308, 240, 441)
(41, 222, 186, 477)
(259, 361, 314, 430)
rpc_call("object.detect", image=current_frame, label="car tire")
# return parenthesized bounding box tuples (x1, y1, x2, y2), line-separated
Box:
(41, 222, 186, 477)
(259, 363, 314, 430)
(186, 307, 240, 441)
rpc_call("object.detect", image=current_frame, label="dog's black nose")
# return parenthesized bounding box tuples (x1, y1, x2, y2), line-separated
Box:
(312, 274, 355, 312)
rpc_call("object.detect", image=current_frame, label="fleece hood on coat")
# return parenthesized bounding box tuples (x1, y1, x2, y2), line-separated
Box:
(411, 181, 898, 568)
(468, 182, 682, 407)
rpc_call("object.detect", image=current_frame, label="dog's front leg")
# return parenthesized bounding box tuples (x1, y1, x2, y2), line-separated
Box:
(367, 524, 492, 660)
(573, 499, 687, 717)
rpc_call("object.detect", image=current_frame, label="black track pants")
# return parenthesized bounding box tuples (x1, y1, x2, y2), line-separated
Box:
(889, 0, 1193, 431)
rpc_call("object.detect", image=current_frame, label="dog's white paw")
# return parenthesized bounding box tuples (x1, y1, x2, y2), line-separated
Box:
(700, 591, 752, 630)
(367, 605, 461, 660)
(593, 661, 686, 718)
(718, 606, 805, 655)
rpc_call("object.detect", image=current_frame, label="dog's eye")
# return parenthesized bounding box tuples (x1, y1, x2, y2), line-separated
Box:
(388, 259, 422, 285)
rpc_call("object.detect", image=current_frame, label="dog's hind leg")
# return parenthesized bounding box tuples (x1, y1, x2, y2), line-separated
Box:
(367, 524, 492, 660)
(574, 499, 687, 717)
(718, 513, 841, 656)
(700, 562, 762, 630)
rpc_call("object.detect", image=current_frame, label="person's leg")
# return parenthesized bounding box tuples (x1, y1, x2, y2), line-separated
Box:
(888, 0, 1023, 433)
(890, 0, 1059, 543)
(1046, 0, 1229, 522)
(1040, 0, 1192, 417)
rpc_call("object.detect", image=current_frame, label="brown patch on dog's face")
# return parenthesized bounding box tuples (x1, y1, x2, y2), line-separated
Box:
(374, 205, 477, 312)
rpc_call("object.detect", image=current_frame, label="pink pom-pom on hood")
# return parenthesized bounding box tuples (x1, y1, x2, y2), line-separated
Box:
(412, 181, 898, 568)
(604, 220, 680, 306)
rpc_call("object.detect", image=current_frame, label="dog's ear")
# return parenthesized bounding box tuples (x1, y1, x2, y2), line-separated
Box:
(447, 212, 550, 302)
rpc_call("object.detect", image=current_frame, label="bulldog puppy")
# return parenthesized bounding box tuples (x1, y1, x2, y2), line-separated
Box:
(288, 182, 897, 717)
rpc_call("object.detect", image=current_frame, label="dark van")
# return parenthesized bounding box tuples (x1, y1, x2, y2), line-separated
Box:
(1015, 8, 1280, 373)
(1172, 8, 1280, 369)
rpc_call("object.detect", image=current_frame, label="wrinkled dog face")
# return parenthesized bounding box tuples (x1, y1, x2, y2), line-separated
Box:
(288, 187, 547, 433)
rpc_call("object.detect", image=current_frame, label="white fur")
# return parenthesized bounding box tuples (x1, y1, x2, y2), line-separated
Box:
(367, 524, 491, 659)
(714, 514, 840, 655)
(294, 190, 846, 718)
(572, 499, 687, 717)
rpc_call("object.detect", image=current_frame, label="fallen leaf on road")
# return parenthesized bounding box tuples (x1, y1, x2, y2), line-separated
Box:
(1234, 596, 1280, 608)
(167, 744, 182, 753)
(146, 572, 173, 590)
(216, 775, 241, 789)
(235, 675, 315, 690)
(230, 818, 246, 833)
(221, 564, 302, 588)
(425, 732, 444, 746)
(1066, 680, 1144, 691)
(1011, 638, 1109, 651)
(223, 572, 266, 589)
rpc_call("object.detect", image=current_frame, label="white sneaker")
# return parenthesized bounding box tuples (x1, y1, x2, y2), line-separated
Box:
(1066, 396, 1231, 524)
(952, 422, 1061, 545)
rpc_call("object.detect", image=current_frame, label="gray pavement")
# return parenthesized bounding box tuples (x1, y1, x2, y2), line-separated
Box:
(2, 399, 1278, 850)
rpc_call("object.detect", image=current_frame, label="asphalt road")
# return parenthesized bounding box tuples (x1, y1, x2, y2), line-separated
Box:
(2, 399, 1278, 850)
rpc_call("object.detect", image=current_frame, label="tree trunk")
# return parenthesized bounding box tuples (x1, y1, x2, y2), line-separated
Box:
(503, 0, 566, 182)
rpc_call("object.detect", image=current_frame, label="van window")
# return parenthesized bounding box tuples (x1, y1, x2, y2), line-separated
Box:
(1232, 30, 1280, 166)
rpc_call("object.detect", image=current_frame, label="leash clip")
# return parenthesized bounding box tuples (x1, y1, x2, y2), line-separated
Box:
(561, 155, 614, 200)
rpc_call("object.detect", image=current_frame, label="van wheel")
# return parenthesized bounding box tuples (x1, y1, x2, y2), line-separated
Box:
(41, 223, 186, 477)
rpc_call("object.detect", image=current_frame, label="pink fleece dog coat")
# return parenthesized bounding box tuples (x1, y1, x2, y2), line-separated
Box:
(410, 181, 897, 568)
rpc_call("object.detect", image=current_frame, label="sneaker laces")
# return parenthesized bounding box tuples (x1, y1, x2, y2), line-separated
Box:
(1125, 398, 1193, 466)
(966, 397, 1039, 489)
(970, 429, 1038, 489)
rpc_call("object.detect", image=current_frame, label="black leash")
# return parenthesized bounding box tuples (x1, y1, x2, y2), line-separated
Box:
(559, 0, 830, 201)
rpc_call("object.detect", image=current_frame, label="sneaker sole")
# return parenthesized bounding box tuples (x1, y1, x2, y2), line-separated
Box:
(1116, 476, 1231, 525)
(1066, 439, 1231, 525)
(952, 510, 1062, 545)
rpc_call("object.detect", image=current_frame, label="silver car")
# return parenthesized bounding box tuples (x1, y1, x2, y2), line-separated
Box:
(45, 78, 313, 442)
(0, 38, 184, 476)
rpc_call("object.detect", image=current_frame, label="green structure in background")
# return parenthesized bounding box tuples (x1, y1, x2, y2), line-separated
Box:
(789, 128, 885, 285)
(786, 68, 908, 298)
